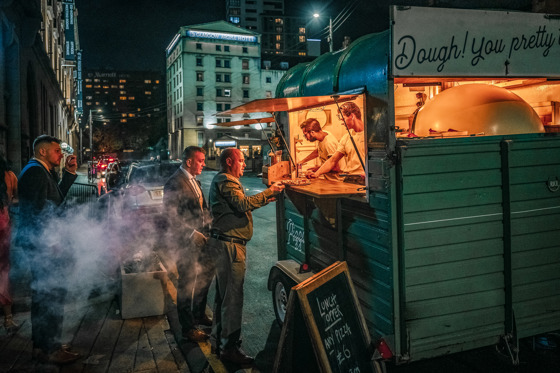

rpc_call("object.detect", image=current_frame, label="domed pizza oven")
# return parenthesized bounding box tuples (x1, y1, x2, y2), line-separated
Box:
(413, 84, 544, 137)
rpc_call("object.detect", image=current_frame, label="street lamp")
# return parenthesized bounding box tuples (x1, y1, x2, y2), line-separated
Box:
(313, 13, 333, 53)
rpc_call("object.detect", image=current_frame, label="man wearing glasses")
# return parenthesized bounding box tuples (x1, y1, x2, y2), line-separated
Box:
(308, 102, 365, 183)
(298, 118, 343, 181)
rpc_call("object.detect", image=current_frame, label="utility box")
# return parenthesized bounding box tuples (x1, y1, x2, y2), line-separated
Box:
(119, 261, 167, 319)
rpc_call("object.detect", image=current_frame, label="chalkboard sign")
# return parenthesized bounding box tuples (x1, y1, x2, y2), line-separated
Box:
(273, 261, 374, 373)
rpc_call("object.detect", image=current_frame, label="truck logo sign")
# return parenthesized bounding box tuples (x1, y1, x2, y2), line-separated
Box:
(547, 177, 559, 192)
(286, 219, 305, 254)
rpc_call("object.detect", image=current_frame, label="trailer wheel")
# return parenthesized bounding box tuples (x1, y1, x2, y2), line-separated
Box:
(271, 272, 294, 327)
(373, 360, 387, 373)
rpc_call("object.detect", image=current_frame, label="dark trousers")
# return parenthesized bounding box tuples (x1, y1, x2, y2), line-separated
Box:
(177, 247, 215, 332)
(25, 244, 69, 354)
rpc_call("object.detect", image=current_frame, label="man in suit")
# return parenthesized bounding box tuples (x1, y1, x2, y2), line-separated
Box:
(163, 146, 212, 342)
(17, 135, 80, 364)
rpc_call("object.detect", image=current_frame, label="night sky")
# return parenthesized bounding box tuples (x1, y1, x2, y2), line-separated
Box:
(75, 0, 532, 72)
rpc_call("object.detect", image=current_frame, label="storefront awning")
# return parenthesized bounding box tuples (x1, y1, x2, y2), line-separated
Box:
(218, 94, 360, 115)
(212, 117, 275, 127)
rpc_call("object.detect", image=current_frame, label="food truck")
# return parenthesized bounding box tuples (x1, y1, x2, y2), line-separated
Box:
(219, 6, 560, 366)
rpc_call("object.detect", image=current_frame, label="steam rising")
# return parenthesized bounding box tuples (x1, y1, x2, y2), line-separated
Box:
(13, 180, 214, 310)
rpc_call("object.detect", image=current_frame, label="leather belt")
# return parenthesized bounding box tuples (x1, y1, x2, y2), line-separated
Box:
(211, 233, 247, 245)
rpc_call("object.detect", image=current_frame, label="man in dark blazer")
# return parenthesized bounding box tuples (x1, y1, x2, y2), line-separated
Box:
(164, 146, 213, 343)
(17, 134, 79, 365)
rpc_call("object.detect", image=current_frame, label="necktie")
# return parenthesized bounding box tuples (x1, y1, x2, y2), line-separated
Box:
(192, 178, 203, 208)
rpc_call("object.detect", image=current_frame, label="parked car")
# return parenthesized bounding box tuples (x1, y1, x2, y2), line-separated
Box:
(98, 160, 180, 222)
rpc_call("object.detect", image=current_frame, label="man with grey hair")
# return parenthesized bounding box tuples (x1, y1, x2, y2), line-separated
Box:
(164, 146, 212, 343)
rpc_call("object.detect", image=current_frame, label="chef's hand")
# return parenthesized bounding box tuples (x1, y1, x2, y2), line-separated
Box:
(65, 155, 78, 173)
(270, 181, 285, 193)
(306, 171, 319, 179)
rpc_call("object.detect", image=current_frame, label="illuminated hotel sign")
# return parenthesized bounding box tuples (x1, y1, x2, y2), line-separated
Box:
(186, 30, 257, 43)
(215, 140, 237, 147)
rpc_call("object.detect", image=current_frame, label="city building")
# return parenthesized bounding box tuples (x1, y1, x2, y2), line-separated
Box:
(165, 20, 284, 161)
(82, 70, 166, 158)
(0, 0, 79, 172)
(226, 0, 314, 69)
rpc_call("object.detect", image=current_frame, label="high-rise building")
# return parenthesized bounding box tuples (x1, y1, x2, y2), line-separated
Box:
(165, 21, 284, 160)
(226, 0, 313, 69)
(82, 70, 166, 156)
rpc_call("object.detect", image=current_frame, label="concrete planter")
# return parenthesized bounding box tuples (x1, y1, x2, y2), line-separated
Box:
(119, 260, 167, 319)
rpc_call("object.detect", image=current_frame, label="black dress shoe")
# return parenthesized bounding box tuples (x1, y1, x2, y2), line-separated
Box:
(33, 348, 80, 365)
(183, 328, 210, 342)
(48, 348, 80, 364)
(220, 344, 255, 366)
(197, 315, 213, 327)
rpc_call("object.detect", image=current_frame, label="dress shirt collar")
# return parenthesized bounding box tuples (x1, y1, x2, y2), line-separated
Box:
(34, 157, 52, 172)
(180, 165, 197, 181)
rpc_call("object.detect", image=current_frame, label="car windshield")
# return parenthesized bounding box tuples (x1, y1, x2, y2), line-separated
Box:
(128, 162, 179, 185)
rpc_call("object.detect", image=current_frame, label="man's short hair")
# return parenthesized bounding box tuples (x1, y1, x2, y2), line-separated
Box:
(182, 146, 205, 162)
(219, 147, 239, 171)
(302, 118, 321, 133)
(339, 102, 361, 118)
(33, 135, 61, 154)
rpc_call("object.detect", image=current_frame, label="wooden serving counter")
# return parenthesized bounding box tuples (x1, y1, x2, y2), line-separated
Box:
(285, 178, 366, 198)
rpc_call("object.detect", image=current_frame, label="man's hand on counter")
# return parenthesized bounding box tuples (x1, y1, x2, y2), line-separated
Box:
(270, 181, 286, 193)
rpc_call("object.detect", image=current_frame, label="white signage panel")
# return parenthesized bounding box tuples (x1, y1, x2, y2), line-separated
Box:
(391, 6, 560, 77)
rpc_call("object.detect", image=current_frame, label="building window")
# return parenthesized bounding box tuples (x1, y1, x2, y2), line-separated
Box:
(197, 102, 203, 111)
(242, 47, 248, 54)
(224, 60, 231, 68)
(243, 75, 250, 84)
(280, 62, 289, 69)
(196, 43, 202, 49)
(145, 91, 151, 95)
(266, 91, 272, 98)
(197, 87, 203, 96)
(216, 59, 222, 67)
(224, 89, 231, 97)
(216, 45, 221, 51)
(197, 116, 203, 126)
(242, 59, 249, 69)
(144, 80, 152, 84)
(229, 16, 240, 23)
(217, 103, 223, 111)
(197, 72, 204, 81)
(276, 43, 281, 50)
(216, 88, 222, 97)
(120, 96, 127, 100)
(224, 46, 230, 52)
(224, 74, 231, 82)
(216, 74, 222, 82)
(119, 79, 127, 83)
(197, 132, 204, 147)
(129, 96, 135, 100)
(243, 90, 249, 98)
(225, 104, 231, 110)
(299, 36, 306, 42)
(276, 35, 281, 41)
(299, 27, 305, 34)
(196, 57, 203, 66)
(266, 76, 272, 83)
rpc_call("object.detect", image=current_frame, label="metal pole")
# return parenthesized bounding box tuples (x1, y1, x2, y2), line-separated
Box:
(329, 17, 333, 52)
(89, 110, 93, 181)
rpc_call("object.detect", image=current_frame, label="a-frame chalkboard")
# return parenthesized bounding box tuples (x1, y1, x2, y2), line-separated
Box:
(273, 261, 374, 373)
